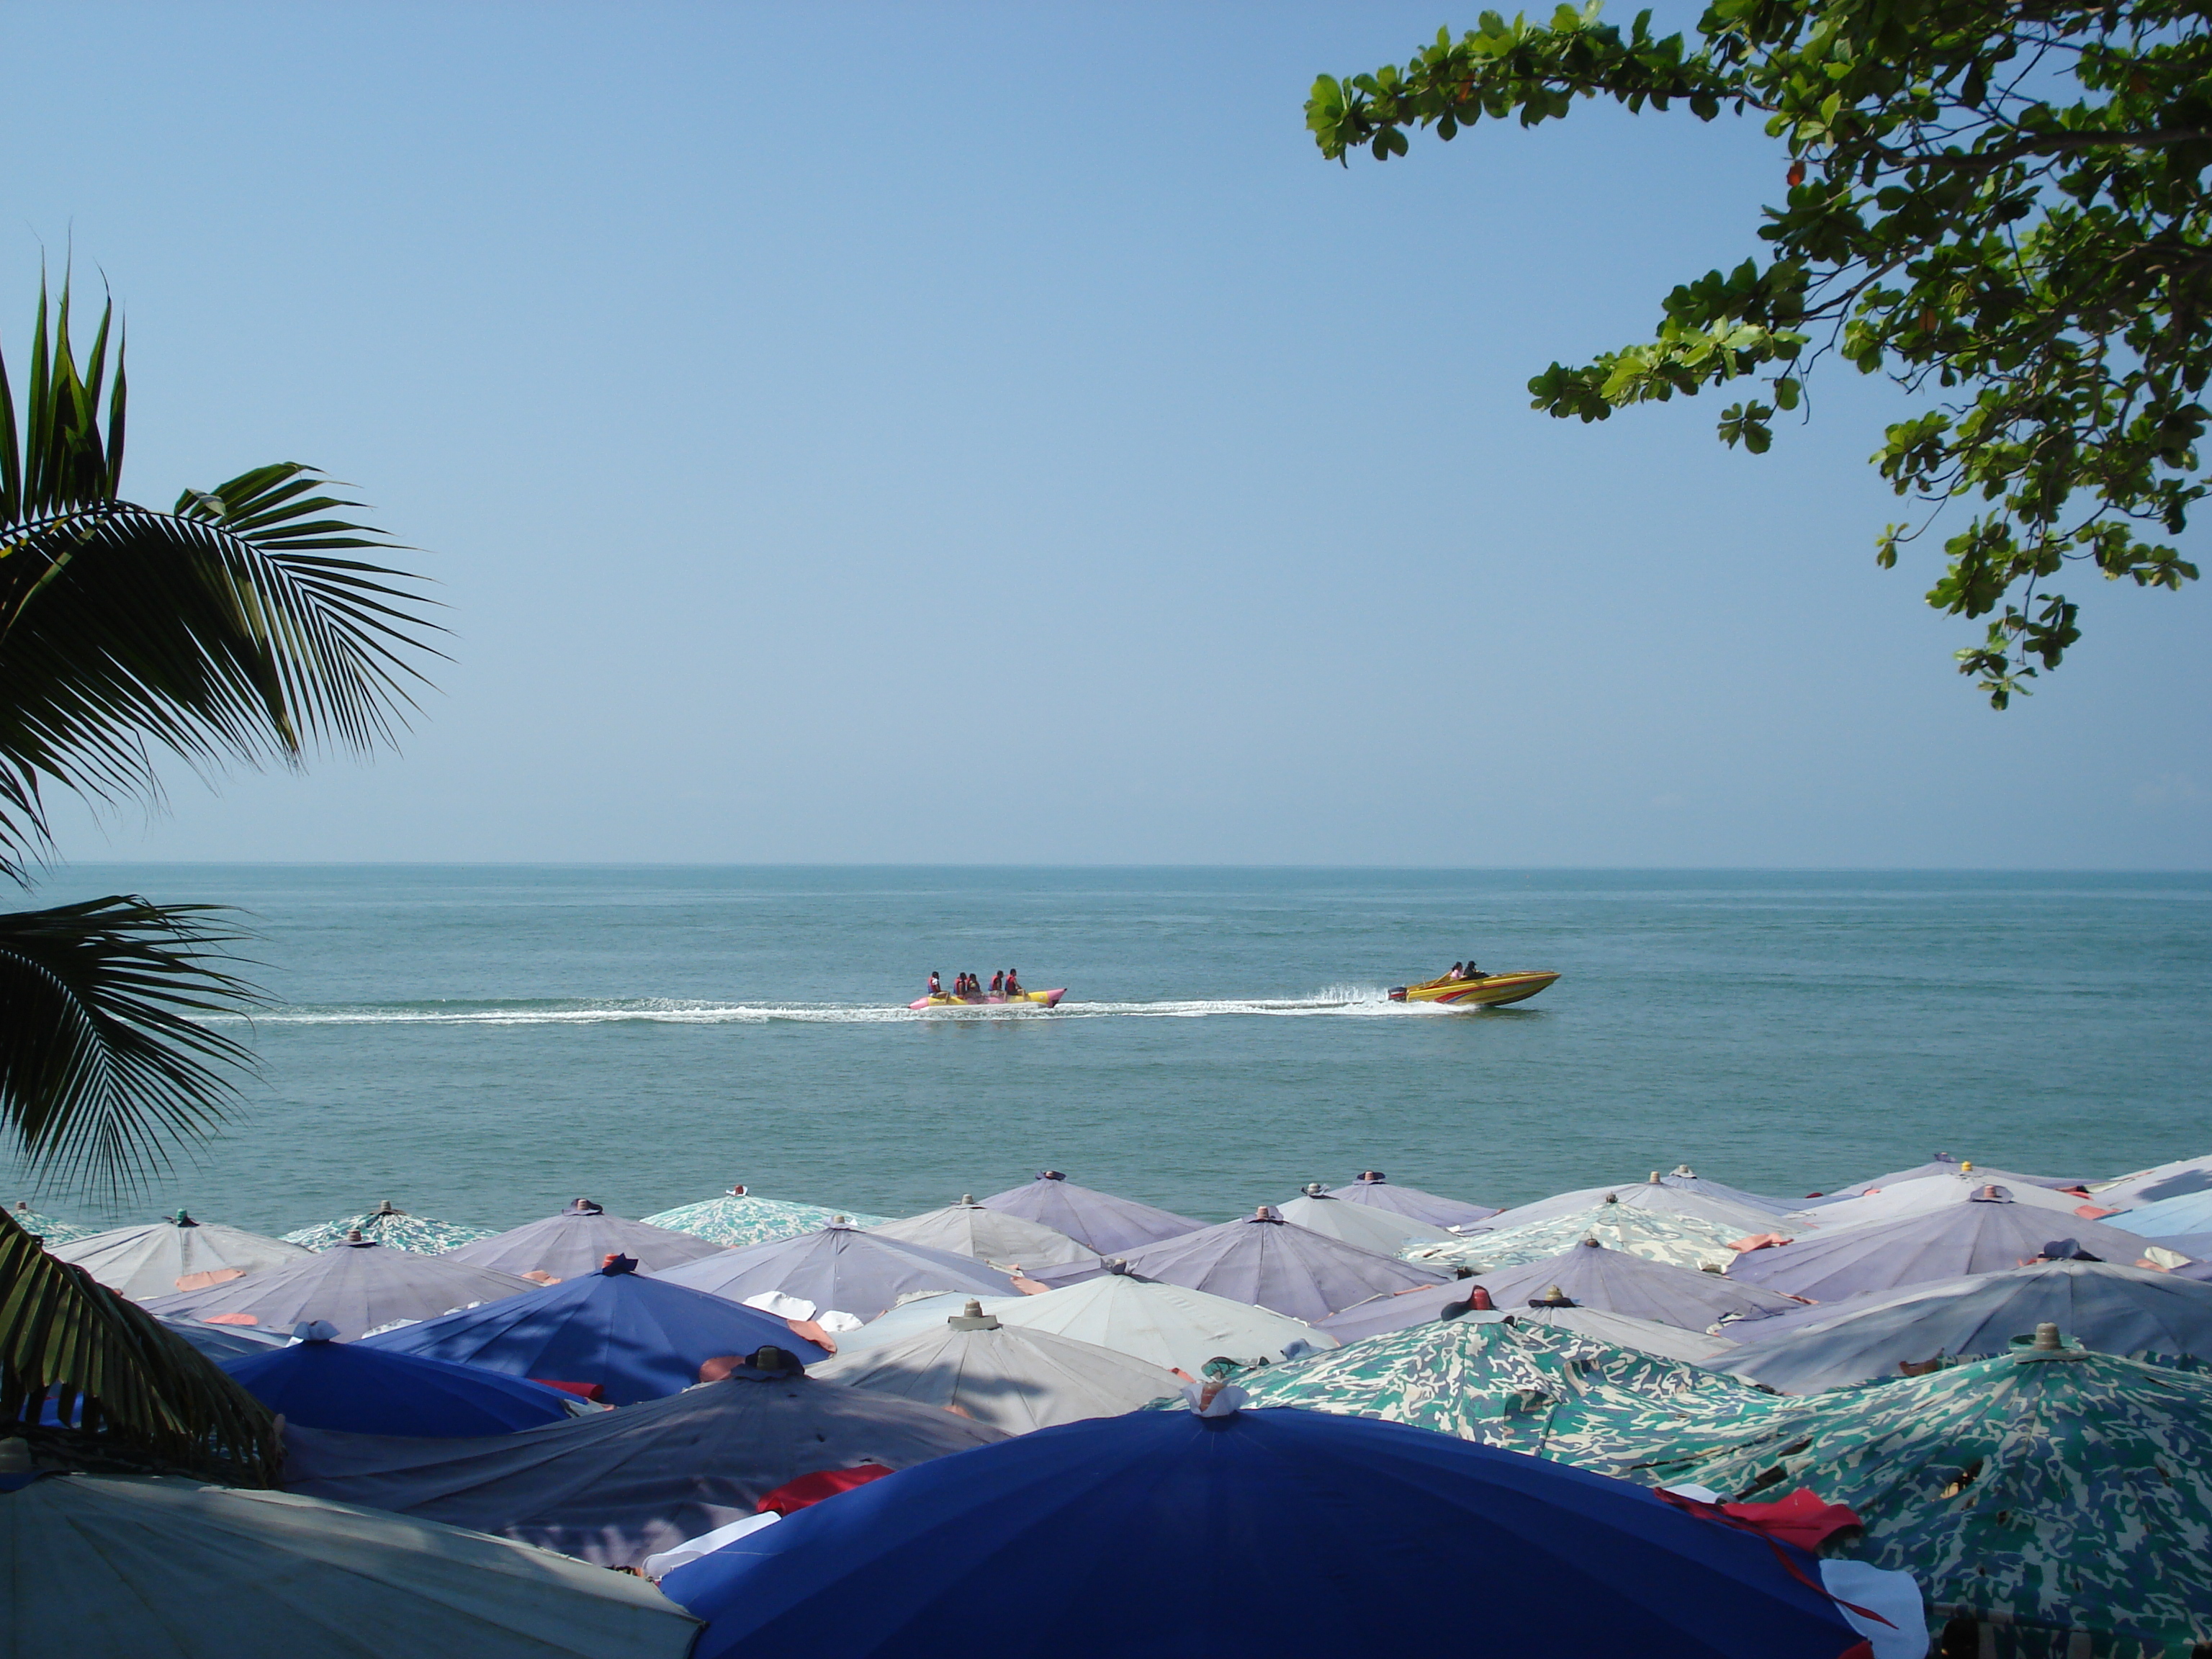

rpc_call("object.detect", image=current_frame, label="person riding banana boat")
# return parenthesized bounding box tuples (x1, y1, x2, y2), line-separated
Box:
(1388, 954, 1559, 1007)
(910, 969, 1066, 1009)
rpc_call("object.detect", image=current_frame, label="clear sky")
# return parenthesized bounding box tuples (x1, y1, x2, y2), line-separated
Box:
(4, 1, 2206, 868)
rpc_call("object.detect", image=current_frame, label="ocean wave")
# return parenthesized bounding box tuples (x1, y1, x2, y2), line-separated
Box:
(220, 986, 1414, 1028)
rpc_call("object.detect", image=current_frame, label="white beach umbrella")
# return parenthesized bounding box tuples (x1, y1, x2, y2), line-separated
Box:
(866, 1196, 1100, 1270)
(48, 1212, 312, 1301)
(1274, 1187, 1455, 1252)
(1407, 1201, 1750, 1274)
(1477, 1174, 1785, 1238)
(0, 1470, 698, 1659)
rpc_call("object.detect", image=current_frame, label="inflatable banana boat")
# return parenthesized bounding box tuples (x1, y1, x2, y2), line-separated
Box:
(1388, 971, 1558, 1007)
(909, 988, 1066, 1010)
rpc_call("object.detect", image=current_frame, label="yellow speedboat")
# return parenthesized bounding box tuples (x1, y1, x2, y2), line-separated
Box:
(1388, 971, 1558, 1007)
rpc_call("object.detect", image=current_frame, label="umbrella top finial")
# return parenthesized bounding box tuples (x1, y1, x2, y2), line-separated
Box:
(1301, 1182, 1328, 1197)
(1672, 1164, 1697, 1177)
(726, 1183, 748, 1197)
(2015, 1321, 2089, 1362)
(1970, 1184, 2014, 1203)
(374, 1200, 402, 1215)
(1251, 1205, 1284, 1223)
(1038, 1170, 1066, 1182)
(1185, 1379, 1249, 1419)
(959, 1195, 977, 1206)
(1529, 1285, 1578, 1308)
(1577, 1235, 1604, 1249)
(1601, 1192, 1619, 1205)
(563, 1198, 603, 1216)
(599, 1253, 639, 1276)
(171, 1210, 197, 1228)
(1357, 1170, 1387, 1183)
(949, 1298, 1001, 1331)
(291, 1320, 340, 1342)
(1649, 1172, 1661, 1183)
(342, 1229, 373, 1246)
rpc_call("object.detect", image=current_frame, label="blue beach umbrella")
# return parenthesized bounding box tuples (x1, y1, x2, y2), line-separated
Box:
(359, 1256, 828, 1403)
(975, 1172, 1202, 1256)
(445, 1198, 727, 1280)
(2107, 1184, 2212, 1241)
(1323, 1170, 1498, 1229)
(653, 1220, 1020, 1323)
(224, 1327, 581, 1436)
(658, 1396, 1876, 1659)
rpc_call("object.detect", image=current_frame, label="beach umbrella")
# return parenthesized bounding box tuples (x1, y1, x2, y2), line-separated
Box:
(225, 1326, 584, 1436)
(1465, 1238, 1807, 1329)
(1474, 1304, 1739, 1365)
(160, 1316, 288, 1362)
(282, 1199, 496, 1254)
(652, 1219, 1019, 1323)
(140, 1236, 538, 1340)
(1233, 1312, 1779, 1465)
(975, 1170, 1202, 1256)
(836, 1272, 1334, 1375)
(1272, 1187, 1455, 1252)
(1710, 1260, 2212, 1393)
(359, 1254, 829, 1403)
(49, 1212, 313, 1301)
(5, 1199, 97, 1244)
(1408, 1200, 1751, 1274)
(2092, 1150, 2212, 1209)
(1475, 1174, 1786, 1238)
(283, 1355, 1007, 1568)
(1807, 1152, 2084, 1202)
(640, 1184, 889, 1248)
(1788, 1172, 2099, 1233)
(1323, 1169, 1498, 1229)
(2159, 1235, 2212, 1281)
(657, 1393, 1876, 1659)
(1313, 1275, 1747, 1361)
(1656, 1165, 1799, 1215)
(1104, 1206, 1451, 1322)
(0, 1472, 700, 1659)
(809, 1300, 1180, 1433)
(444, 1197, 726, 1280)
(2106, 1183, 2212, 1241)
(865, 1196, 1100, 1270)
(1728, 1189, 2176, 1305)
(1637, 1336, 2212, 1655)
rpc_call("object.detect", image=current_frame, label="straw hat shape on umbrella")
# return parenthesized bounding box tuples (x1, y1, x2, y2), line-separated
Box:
(224, 1326, 585, 1437)
(1634, 1335, 2212, 1657)
(640, 1184, 889, 1248)
(282, 1350, 1007, 1568)
(0, 1467, 701, 1659)
(358, 1254, 830, 1404)
(1273, 1186, 1456, 1252)
(282, 1198, 495, 1254)
(974, 1170, 1202, 1256)
(48, 1212, 312, 1300)
(444, 1198, 725, 1280)
(655, 1389, 1887, 1659)
(1096, 1205, 1451, 1323)
(865, 1196, 1100, 1270)
(1710, 1260, 2212, 1393)
(809, 1300, 1180, 1433)
(140, 1234, 537, 1340)
(1727, 1187, 2181, 1305)
(651, 1220, 1022, 1323)
(1408, 1200, 1752, 1274)
(1323, 1169, 1499, 1228)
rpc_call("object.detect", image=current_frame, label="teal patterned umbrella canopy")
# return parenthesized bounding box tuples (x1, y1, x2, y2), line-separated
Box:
(1406, 1203, 1750, 1274)
(1628, 1336, 2212, 1655)
(1233, 1313, 1789, 1467)
(640, 1187, 889, 1248)
(283, 1200, 495, 1254)
(5, 1200, 98, 1245)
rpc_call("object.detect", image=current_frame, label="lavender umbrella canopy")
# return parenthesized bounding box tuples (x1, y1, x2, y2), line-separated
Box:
(2093, 1151, 2212, 1210)
(1806, 1152, 2084, 1204)
(1709, 1261, 2212, 1393)
(1792, 1170, 2098, 1233)
(444, 1199, 725, 1280)
(1274, 1189, 1454, 1253)
(1105, 1207, 1451, 1322)
(652, 1220, 1019, 1322)
(1463, 1239, 1807, 1330)
(1728, 1188, 2178, 1305)
(1473, 1176, 1784, 1238)
(975, 1172, 1202, 1256)
(1323, 1171, 1498, 1230)
(1654, 1166, 1797, 1216)
(141, 1237, 537, 1341)
(283, 1361, 1007, 1568)
(866, 1197, 1100, 1269)
(49, 1212, 313, 1301)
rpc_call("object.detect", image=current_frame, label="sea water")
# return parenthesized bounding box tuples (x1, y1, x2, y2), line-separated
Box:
(9, 866, 2208, 1237)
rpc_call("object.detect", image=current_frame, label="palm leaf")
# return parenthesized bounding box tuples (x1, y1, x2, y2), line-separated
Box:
(0, 897, 258, 1200)
(0, 1205, 276, 1483)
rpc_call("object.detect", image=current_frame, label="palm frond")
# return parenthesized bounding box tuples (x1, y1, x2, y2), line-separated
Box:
(0, 897, 258, 1200)
(0, 1205, 276, 1483)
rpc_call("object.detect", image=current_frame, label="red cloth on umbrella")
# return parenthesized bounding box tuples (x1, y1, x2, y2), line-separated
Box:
(529, 1379, 605, 1402)
(756, 1462, 894, 1515)
(1720, 1488, 1863, 1552)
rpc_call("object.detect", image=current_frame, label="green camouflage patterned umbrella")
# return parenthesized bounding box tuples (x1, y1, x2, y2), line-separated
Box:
(5, 1199, 98, 1245)
(1404, 1202, 1750, 1275)
(1231, 1312, 1789, 1467)
(284, 1200, 496, 1254)
(1627, 1333, 2212, 1657)
(639, 1187, 889, 1248)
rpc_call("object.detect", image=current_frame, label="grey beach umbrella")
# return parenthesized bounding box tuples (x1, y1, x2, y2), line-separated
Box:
(2092, 1150, 2212, 1209)
(1105, 1206, 1450, 1322)
(1653, 1165, 1798, 1216)
(1475, 1175, 1786, 1239)
(1323, 1170, 1498, 1229)
(283, 1357, 1006, 1568)
(49, 1212, 313, 1301)
(866, 1197, 1100, 1270)
(444, 1198, 726, 1280)
(1789, 1170, 2103, 1233)
(1465, 1238, 1806, 1330)
(140, 1235, 539, 1341)
(1274, 1188, 1454, 1252)
(976, 1171, 1202, 1256)
(1805, 1152, 2086, 1204)
(652, 1220, 1020, 1322)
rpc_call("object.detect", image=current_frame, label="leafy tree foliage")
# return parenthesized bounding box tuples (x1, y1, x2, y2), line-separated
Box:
(1308, 0, 2207, 703)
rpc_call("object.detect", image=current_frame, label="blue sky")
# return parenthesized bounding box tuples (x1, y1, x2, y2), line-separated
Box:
(4, 1, 2206, 868)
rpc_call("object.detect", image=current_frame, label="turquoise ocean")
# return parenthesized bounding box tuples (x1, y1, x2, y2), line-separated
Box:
(10, 866, 2209, 1237)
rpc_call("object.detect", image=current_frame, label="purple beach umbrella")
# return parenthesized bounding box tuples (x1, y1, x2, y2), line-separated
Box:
(976, 1172, 1202, 1256)
(1323, 1170, 1498, 1229)
(283, 1353, 1007, 1568)
(1728, 1187, 2178, 1305)
(1793, 1171, 2100, 1233)
(141, 1235, 537, 1341)
(1104, 1206, 1450, 1322)
(1804, 1152, 2085, 1205)
(1475, 1176, 1785, 1239)
(2094, 1151, 2212, 1210)
(1655, 1165, 1797, 1216)
(444, 1197, 727, 1280)
(653, 1220, 1020, 1323)
(1459, 1238, 1807, 1331)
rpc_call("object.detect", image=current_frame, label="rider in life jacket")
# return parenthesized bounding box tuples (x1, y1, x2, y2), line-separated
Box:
(991, 970, 1006, 996)
(1004, 967, 1022, 997)
(928, 971, 943, 997)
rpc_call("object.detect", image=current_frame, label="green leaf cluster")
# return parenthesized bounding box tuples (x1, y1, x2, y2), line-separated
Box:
(1311, 0, 2208, 703)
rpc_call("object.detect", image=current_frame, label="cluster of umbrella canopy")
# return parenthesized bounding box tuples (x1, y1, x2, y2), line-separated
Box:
(12, 1148, 2212, 1657)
